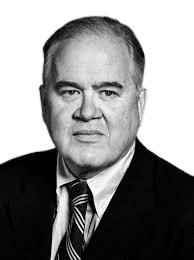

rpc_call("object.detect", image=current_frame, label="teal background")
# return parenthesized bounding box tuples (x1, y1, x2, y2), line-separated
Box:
(0, 0, 194, 174)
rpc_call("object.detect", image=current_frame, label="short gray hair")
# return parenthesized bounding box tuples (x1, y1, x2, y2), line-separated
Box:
(42, 16, 145, 89)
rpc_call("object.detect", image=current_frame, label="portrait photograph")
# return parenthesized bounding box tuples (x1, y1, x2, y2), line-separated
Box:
(0, 1, 194, 259)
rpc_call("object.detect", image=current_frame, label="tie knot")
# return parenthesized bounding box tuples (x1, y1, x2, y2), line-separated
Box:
(68, 179, 89, 206)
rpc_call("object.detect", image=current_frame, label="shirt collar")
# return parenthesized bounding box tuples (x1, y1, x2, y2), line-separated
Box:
(56, 142, 135, 217)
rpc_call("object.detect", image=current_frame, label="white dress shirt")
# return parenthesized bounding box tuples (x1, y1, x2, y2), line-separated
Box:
(50, 142, 135, 260)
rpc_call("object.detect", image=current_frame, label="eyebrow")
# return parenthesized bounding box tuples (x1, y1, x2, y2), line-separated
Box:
(55, 80, 124, 90)
(93, 81, 124, 90)
(55, 81, 80, 89)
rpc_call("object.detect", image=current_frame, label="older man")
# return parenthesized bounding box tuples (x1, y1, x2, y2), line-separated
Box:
(0, 16, 194, 260)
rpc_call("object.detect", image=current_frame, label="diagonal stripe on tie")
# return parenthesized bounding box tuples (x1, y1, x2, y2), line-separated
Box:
(66, 239, 81, 260)
(73, 194, 89, 205)
(74, 218, 84, 234)
(74, 207, 85, 225)
(74, 210, 85, 233)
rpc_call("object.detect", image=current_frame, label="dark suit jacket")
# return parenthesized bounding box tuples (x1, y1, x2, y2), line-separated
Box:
(0, 139, 194, 259)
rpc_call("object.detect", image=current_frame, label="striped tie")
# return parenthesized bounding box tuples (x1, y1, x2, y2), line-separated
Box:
(59, 179, 89, 260)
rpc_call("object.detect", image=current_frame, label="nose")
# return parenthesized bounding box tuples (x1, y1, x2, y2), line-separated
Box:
(73, 93, 101, 121)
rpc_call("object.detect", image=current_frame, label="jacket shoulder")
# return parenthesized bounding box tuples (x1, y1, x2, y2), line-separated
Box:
(137, 140, 194, 211)
(0, 149, 57, 173)
(0, 149, 57, 201)
(137, 139, 193, 180)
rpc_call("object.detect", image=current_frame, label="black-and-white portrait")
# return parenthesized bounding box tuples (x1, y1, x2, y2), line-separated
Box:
(0, 1, 194, 259)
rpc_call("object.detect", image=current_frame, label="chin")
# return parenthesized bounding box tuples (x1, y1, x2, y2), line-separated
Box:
(68, 151, 110, 173)
(75, 153, 103, 168)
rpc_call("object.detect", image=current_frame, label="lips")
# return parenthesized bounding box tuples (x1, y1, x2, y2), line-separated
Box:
(73, 130, 104, 143)
(73, 130, 103, 136)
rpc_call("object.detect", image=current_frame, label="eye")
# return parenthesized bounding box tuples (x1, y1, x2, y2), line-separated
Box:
(62, 89, 80, 96)
(100, 90, 118, 97)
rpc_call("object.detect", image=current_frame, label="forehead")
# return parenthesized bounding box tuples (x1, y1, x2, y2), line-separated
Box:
(54, 34, 132, 83)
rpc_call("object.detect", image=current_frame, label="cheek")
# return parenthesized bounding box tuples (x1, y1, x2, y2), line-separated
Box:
(114, 101, 139, 127)
(52, 110, 72, 135)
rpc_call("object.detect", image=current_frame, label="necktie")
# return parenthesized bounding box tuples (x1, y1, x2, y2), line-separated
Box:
(59, 179, 89, 260)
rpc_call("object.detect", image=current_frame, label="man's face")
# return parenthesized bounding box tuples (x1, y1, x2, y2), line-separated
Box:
(41, 34, 146, 178)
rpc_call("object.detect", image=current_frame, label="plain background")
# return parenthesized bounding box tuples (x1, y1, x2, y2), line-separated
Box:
(0, 0, 193, 176)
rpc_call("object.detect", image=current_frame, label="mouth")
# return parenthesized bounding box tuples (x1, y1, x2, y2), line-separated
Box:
(73, 130, 104, 143)
(73, 130, 104, 135)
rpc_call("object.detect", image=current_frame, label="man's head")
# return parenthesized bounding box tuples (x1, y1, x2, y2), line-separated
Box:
(40, 16, 146, 179)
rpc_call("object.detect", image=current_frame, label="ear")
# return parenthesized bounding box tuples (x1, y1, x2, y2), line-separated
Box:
(138, 88, 147, 126)
(39, 84, 47, 123)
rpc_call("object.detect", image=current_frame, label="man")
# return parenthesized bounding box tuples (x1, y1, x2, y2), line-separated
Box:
(0, 16, 194, 260)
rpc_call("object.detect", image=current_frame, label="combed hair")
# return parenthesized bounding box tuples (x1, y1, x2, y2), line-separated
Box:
(43, 16, 145, 89)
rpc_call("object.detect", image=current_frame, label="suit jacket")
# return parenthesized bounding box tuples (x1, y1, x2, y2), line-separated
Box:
(0, 139, 194, 260)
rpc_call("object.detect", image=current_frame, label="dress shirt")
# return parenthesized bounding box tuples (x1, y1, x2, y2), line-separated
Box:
(50, 142, 135, 260)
